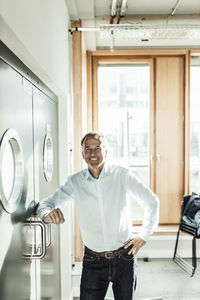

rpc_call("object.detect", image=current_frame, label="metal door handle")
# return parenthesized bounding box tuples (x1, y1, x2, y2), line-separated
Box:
(33, 212, 51, 247)
(22, 220, 46, 259)
(46, 223, 51, 248)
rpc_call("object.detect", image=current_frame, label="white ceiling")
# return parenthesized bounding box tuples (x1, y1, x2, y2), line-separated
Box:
(94, 0, 200, 16)
(67, 0, 200, 20)
(66, 0, 200, 49)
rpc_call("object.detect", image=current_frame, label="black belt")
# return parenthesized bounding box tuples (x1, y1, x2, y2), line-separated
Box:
(85, 245, 131, 259)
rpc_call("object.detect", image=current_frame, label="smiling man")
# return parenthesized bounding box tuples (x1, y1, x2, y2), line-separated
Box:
(82, 133, 108, 178)
(37, 132, 159, 300)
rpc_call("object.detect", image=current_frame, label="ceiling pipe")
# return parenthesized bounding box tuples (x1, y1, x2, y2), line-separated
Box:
(120, 0, 128, 17)
(171, 0, 182, 16)
(110, 16, 114, 24)
(117, 0, 128, 24)
(69, 27, 100, 33)
(117, 16, 121, 24)
(110, 0, 118, 24)
(110, 0, 118, 17)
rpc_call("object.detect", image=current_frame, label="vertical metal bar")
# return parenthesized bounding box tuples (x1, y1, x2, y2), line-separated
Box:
(192, 236, 197, 274)
(173, 227, 180, 259)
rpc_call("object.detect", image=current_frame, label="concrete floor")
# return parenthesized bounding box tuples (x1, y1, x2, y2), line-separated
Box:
(74, 258, 200, 300)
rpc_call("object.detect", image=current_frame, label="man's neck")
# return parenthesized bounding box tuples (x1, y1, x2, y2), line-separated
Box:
(88, 164, 104, 179)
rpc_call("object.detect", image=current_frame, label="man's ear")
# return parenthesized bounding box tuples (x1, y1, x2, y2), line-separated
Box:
(82, 150, 86, 160)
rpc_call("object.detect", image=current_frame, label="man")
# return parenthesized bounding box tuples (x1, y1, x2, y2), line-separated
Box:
(37, 132, 159, 300)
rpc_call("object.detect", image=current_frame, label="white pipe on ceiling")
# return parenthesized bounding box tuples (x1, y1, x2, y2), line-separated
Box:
(171, 0, 183, 16)
(110, 0, 118, 17)
(120, 0, 128, 17)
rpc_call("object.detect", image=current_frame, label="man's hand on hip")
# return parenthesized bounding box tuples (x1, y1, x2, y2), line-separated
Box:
(43, 208, 65, 224)
(124, 236, 146, 256)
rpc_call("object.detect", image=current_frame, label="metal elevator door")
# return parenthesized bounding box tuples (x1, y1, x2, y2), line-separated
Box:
(0, 55, 34, 300)
(33, 86, 60, 300)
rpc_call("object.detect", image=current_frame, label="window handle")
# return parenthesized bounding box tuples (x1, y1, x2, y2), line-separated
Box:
(156, 154, 161, 164)
(149, 155, 153, 165)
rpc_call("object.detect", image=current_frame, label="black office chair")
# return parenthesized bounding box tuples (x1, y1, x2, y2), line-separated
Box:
(173, 194, 200, 276)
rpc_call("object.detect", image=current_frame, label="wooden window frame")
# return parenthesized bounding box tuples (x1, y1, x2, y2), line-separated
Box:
(86, 49, 190, 211)
(73, 47, 200, 260)
(87, 49, 191, 216)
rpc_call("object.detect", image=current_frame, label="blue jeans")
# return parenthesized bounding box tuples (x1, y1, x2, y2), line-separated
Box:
(80, 247, 137, 300)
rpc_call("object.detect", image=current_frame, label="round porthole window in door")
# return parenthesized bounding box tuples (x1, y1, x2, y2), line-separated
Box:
(43, 124, 53, 182)
(0, 128, 24, 213)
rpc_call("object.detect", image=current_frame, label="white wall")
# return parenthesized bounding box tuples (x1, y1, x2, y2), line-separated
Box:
(0, 0, 70, 94)
(0, 1, 74, 299)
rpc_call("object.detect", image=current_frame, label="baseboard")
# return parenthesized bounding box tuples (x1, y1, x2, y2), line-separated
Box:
(68, 291, 73, 300)
(137, 235, 200, 259)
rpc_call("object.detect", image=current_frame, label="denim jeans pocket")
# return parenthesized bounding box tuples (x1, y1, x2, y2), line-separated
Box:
(83, 253, 97, 262)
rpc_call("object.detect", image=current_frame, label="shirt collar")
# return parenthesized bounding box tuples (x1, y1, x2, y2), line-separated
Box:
(84, 161, 110, 180)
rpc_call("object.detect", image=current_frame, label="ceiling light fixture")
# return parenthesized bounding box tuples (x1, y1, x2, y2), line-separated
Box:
(99, 24, 200, 40)
(69, 23, 200, 43)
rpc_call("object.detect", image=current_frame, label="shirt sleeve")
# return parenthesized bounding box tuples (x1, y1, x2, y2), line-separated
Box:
(123, 168, 160, 241)
(36, 176, 74, 221)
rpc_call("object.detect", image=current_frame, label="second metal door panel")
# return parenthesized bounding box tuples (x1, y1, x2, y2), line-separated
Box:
(33, 87, 60, 300)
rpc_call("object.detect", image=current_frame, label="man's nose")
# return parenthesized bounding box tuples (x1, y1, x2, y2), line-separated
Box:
(90, 149, 97, 154)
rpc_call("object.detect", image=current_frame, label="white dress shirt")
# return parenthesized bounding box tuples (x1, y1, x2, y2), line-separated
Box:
(37, 162, 159, 252)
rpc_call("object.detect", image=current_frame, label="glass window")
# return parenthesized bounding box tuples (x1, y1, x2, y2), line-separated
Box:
(0, 129, 24, 213)
(2, 141, 15, 200)
(98, 65, 150, 220)
(190, 57, 200, 193)
(43, 133, 53, 182)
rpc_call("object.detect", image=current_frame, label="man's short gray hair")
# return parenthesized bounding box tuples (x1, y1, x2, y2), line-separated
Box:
(81, 132, 108, 149)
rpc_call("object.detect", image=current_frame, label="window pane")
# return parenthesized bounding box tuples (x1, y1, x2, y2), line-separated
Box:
(190, 58, 200, 194)
(98, 65, 150, 220)
(2, 141, 15, 200)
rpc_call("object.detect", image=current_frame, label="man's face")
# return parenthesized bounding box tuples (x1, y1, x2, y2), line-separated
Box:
(82, 137, 108, 171)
